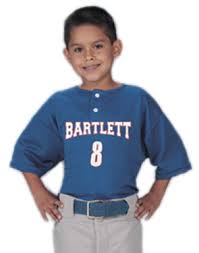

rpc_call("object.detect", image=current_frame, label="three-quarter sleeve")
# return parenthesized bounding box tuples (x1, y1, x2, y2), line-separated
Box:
(9, 92, 64, 178)
(142, 89, 192, 180)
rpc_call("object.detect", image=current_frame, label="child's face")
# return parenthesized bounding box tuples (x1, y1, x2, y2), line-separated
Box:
(63, 24, 122, 84)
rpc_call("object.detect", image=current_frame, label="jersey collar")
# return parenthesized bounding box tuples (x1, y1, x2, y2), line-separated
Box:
(74, 83, 126, 96)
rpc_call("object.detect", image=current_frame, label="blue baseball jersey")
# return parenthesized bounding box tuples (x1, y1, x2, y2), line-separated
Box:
(9, 83, 192, 200)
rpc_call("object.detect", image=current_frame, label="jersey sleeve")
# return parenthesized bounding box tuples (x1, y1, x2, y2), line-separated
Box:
(141, 89, 192, 180)
(9, 92, 64, 178)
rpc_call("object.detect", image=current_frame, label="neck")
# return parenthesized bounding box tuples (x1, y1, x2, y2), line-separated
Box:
(80, 75, 121, 91)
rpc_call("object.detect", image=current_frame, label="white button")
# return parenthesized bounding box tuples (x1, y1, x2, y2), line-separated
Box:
(93, 108, 98, 112)
(95, 93, 100, 98)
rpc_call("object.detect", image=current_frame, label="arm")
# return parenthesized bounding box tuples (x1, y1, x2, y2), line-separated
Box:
(10, 93, 64, 221)
(135, 89, 192, 220)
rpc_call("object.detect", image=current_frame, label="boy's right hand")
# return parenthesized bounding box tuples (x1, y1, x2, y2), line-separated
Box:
(32, 188, 64, 222)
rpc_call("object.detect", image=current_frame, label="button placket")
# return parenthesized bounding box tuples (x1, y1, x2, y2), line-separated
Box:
(91, 91, 101, 114)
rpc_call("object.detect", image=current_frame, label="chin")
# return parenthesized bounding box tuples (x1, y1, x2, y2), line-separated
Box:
(86, 76, 107, 83)
(81, 74, 105, 83)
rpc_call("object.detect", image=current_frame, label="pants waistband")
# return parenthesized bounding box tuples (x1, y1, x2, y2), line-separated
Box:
(58, 193, 138, 220)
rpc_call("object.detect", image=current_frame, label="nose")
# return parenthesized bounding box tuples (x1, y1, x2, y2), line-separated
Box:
(85, 48, 95, 61)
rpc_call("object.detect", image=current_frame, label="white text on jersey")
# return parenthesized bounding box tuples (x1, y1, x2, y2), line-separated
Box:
(65, 121, 132, 140)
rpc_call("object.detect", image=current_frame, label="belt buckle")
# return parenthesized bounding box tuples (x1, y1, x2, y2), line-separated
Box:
(86, 199, 108, 220)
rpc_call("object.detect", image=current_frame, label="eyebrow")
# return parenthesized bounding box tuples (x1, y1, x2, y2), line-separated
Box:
(70, 39, 106, 47)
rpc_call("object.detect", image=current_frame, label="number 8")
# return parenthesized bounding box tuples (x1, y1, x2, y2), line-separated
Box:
(90, 141, 103, 167)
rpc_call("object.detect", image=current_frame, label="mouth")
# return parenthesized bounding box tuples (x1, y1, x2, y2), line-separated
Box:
(82, 64, 101, 71)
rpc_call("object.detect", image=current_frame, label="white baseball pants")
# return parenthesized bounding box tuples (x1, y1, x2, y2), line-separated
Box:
(52, 193, 143, 253)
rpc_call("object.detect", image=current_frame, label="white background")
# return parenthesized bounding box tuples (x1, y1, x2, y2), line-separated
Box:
(0, 0, 198, 252)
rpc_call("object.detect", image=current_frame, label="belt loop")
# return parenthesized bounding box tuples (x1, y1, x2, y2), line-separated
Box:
(59, 193, 75, 217)
(123, 193, 138, 214)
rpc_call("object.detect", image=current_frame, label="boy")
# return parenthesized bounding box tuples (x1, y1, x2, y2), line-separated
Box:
(9, 5, 192, 253)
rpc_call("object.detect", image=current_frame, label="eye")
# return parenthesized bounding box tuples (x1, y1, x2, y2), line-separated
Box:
(73, 47, 83, 53)
(95, 44, 103, 49)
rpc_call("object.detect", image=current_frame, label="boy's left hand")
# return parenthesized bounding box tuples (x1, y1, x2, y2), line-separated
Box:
(134, 192, 163, 220)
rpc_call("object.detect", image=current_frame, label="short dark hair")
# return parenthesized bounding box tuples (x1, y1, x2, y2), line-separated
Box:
(63, 6, 118, 49)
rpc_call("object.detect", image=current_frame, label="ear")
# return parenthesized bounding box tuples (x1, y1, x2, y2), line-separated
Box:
(63, 48, 72, 63)
(112, 39, 122, 58)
